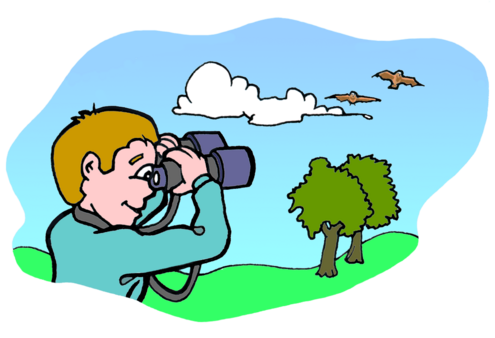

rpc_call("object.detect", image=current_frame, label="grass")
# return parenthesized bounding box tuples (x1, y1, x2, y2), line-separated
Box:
(13, 232, 418, 321)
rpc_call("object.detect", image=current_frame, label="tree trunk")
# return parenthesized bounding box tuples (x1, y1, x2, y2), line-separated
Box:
(346, 230, 364, 264)
(317, 222, 343, 278)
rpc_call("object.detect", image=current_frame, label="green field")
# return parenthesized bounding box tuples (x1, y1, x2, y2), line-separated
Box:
(13, 232, 418, 321)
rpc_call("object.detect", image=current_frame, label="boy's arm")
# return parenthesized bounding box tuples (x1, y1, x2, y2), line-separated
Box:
(94, 176, 230, 275)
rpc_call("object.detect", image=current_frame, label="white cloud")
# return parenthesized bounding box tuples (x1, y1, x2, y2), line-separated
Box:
(173, 62, 372, 126)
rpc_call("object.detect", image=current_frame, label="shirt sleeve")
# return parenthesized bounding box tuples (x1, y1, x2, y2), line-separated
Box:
(93, 176, 230, 275)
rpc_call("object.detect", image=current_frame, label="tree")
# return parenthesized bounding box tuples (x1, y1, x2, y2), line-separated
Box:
(340, 154, 401, 264)
(288, 158, 372, 277)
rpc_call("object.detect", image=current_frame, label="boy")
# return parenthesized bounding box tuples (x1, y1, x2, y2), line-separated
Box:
(47, 106, 230, 301)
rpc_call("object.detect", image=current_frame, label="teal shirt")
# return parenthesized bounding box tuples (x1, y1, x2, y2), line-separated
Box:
(47, 176, 230, 300)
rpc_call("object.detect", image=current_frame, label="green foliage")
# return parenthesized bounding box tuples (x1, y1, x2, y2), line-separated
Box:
(288, 157, 372, 238)
(341, 154, 401, 229)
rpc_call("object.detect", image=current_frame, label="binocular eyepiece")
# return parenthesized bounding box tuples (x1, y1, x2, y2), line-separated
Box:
(150, 132, 255, 192)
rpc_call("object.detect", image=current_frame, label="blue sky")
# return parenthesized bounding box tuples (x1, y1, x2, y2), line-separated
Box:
(8, 18, 488, 273)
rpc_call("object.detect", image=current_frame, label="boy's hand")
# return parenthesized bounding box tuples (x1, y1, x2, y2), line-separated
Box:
(165, 147, 208, 195)
(156, 133, 180, 156)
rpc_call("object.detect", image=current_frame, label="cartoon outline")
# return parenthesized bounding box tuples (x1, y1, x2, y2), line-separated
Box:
(7, 38, 430, 318)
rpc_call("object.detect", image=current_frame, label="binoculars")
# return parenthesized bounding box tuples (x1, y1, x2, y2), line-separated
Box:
(150, 131, 255, 192)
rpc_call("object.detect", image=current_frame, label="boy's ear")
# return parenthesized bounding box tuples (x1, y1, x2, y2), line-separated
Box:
(81, 152, 101, 180)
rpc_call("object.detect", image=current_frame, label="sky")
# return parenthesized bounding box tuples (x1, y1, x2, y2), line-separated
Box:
(7, 18, 488, 273)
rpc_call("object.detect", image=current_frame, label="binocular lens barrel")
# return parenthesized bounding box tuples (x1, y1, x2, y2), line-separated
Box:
(149, 132, 255, 191)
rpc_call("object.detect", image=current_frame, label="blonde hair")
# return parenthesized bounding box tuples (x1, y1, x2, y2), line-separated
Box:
(52, 107, 159, 205)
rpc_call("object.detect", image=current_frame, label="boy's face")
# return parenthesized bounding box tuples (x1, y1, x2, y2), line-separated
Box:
(83, 139, 157, 226)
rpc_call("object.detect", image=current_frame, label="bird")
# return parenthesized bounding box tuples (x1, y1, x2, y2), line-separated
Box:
(372, 70, 424, 90)
(325, 91, 381, 105)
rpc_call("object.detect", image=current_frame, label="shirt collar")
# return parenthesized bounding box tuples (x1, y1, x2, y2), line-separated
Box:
(73, 205, 111, 230)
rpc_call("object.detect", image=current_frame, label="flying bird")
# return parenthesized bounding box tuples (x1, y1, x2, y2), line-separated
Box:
(372, 70, 424, 90)
(325, 91, 381, 105)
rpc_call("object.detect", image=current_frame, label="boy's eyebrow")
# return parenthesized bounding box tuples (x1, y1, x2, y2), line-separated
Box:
(129, 154, 144, 165)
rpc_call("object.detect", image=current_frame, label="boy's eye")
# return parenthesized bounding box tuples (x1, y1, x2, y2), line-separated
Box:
(135, 165, 153, 180)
